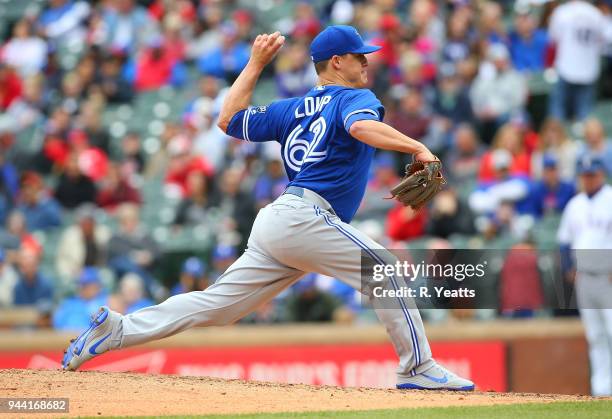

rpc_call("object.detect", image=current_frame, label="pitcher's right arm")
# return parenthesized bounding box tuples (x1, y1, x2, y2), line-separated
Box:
(217, 32, 285, 133)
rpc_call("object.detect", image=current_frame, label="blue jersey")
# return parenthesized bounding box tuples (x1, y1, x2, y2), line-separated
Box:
(227, 85, 385, 222)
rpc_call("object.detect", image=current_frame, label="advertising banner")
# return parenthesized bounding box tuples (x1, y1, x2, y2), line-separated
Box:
(0, 341, 506, 391)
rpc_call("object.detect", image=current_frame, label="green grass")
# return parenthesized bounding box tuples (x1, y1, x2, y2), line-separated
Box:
(84, 400, 612, 419)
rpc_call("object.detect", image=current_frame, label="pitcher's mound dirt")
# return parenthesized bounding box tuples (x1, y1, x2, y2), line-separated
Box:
(0, 369, 597, 417)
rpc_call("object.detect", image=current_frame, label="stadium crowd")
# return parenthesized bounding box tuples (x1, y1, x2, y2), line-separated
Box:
(0, 0, 611, 329)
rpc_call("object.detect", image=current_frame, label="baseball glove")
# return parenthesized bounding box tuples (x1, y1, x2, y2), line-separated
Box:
(389, 158, 446, 210)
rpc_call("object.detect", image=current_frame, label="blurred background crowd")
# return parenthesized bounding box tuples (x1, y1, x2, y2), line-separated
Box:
(0, 0, 611, 330)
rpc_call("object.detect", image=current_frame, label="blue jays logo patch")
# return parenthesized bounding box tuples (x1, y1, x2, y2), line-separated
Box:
(250, 106, 267, 114)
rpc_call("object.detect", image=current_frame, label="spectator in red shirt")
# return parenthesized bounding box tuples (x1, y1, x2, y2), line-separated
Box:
(0, 65, 22, 111)
(499, 241, 544, 317)
(164, 135, 213, 197)
(97, 163, 141, 211)
(478, 123, 530, 182)
(232, 9, 254, 42)
(68, 130, 109, 181)
(386, 204, 427, 242)
(160, 13, 187, 62)
(409, 0, 443, 81)
(133, 38, 186, 92)
(291, 2, 321, 43)
(372, 14, 403, 70)
(148, 0, 196, 26)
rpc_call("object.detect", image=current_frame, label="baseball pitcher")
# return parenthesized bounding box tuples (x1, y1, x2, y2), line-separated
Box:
(61, 26, 473, 391)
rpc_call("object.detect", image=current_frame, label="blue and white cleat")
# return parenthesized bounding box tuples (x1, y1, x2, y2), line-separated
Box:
(397, 362, 475, 391)
(62, 306, 121, 371)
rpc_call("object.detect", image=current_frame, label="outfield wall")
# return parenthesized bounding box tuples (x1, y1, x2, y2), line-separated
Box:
(0, 319, 589, 394)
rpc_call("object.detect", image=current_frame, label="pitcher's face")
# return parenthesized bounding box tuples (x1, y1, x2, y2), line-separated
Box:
(337, 53, 369, 88)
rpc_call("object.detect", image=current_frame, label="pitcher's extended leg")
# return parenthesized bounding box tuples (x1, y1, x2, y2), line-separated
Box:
(120, 248, 305, 347)
(62, 244, 304, 370)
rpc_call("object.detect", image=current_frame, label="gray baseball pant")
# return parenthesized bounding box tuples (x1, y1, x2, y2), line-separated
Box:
(576, 273, 612, 396)
(117, 189, 434, 381)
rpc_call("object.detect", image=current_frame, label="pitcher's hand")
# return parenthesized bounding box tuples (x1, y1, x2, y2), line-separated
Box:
(414, 145, 437, 163)
(249, 32, 285, 69)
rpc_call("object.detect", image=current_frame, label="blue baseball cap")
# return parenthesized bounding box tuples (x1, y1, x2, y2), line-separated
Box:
(577, 155, 606, 175)
(542, 154, 557, 169)
(182, 257, 205, 277)
(78, 267, 101, 286)
(213, 244, 237, 261)
(310, 25, 381, 63)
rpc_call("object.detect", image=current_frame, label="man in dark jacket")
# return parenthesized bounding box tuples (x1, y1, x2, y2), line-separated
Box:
(13, 247, 53, 306)
(108, 203, 161, 299)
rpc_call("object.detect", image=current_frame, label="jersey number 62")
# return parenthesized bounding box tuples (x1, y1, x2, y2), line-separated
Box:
(283, 116, 328, 172)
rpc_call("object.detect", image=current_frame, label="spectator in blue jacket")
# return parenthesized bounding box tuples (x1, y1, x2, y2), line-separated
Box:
(52, 267, 108, 331)
(509, 6, 548, 72)
(198, 23, 249, 82)
(101, 0, 157, 55)
(16, 172, 62, 232)
(528, 155, 575, 217)
(432, 63, 474, 127)
(38, 0, 90, 46)
(210, 244, 238, 281)
(274, 42, 318, 98)
(579, 118, 612, 175)
(171, 257, 207, 295)
(469, 149, 532, 216)
(13, 247, 53, 306)
(0, 152, 19, 225)
(117, 273, 154, 314)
